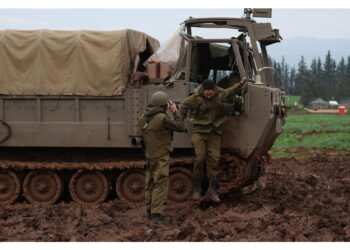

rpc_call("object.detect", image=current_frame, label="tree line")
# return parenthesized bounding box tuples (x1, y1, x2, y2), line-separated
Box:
(270, 51, 350, 106)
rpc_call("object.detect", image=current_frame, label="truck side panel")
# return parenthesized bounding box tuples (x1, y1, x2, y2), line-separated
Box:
(0, 96, 131, 147)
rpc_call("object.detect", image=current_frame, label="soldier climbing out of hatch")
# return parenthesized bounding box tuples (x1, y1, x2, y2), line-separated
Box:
(138, 91, 185, 226)
(179, 77, 248, 203)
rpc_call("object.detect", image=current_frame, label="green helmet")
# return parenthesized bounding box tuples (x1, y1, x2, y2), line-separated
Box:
(149, 91, 170, 107)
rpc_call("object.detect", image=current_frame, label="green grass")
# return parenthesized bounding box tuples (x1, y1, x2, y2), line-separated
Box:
(270, 114, 350, 158)
(284, 114, 350, 133)
(285, 95, 307, 114)
(302, 133, 350, 150)
(271, 133, 303, 149)
(285, 95, 301, 106)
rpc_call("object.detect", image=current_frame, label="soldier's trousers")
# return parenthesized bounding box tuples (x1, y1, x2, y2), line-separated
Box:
(191, 131, 221, 179)
(144, 154, 169, 215)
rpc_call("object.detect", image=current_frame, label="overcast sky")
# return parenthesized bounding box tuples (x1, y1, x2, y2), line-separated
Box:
(0, 8, 350, 42)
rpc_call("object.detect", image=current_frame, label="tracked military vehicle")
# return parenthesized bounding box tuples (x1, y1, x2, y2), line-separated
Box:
(0, 9, 286, 206)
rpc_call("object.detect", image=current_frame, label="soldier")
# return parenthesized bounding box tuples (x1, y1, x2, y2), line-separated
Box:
(179, 77, 247, 203)
(138, 91, 185, 226)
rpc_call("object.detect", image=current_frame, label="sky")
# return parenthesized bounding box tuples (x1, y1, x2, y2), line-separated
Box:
(1, 2, 350, 68)
(1, 8, 350, 42)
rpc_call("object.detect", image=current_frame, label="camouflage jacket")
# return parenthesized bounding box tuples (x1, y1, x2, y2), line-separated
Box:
(179, 82, 242, 133)
(138, 106, 184, 159)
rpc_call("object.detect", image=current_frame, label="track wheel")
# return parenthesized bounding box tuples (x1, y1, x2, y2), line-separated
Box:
(219, 155, 250, 192)
(168, 168, 193, 202)
(116, 169, 145, 203)
(0, 170, 21, 205)
(69, 171, 109, 205)
(23, 170, 63, 205)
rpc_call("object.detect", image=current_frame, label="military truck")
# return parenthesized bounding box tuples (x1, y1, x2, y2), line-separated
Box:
(0, 8, 286, 206)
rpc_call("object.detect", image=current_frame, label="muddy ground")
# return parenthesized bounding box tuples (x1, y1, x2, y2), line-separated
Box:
(0, 150, 349, 242)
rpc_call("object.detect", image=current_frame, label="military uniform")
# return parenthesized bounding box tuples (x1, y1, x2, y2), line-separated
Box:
(138, 92, 184, 223)
(179, 82, 242, 201)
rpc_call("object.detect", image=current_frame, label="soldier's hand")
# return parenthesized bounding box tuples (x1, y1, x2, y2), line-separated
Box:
(168, 100, 177, 113)
(240, 76, 248, 86)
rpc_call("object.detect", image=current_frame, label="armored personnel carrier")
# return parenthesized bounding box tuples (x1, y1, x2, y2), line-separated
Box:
(0, 9, 286, 205)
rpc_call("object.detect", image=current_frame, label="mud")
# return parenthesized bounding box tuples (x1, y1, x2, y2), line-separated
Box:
(0, 150, 349, 242)
(0, 148, 146, 170)
(0, 148, 193, 170)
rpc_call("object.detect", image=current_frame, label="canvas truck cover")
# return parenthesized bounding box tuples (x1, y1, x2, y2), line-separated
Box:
(0, 29, 159, 96)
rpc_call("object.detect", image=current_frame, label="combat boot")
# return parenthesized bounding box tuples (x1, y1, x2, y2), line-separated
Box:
(192, 178, 202, 200)
(207, 178, 221, 203)
(151, 214, 163, 226)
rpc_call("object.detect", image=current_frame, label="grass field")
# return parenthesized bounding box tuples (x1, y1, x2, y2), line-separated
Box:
(270, 114, 350, 158)
(285, 95, 301, 107)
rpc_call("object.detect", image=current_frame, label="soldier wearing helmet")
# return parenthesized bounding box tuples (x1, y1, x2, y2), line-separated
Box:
(138, 91, 185, 226)
(179, 77, 247, 203)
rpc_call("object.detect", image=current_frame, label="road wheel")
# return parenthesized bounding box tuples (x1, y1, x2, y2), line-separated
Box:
(23, 170, 63, 205)
(168, 167, 193, 202)
(69, 171, 109, 205)
(116, 169, 145, 203)
(0, 170, 21, 205)
(219, 155, 250, 192)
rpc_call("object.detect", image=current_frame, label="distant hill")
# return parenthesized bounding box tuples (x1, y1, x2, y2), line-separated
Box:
(268, 37, 350, 67)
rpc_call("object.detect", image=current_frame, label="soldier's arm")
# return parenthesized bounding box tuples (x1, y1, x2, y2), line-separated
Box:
(178, 95, 196, 120)
(163, 111, 185, 132)
(221, 77, 248, 101)
(221, 82, 242, 101)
